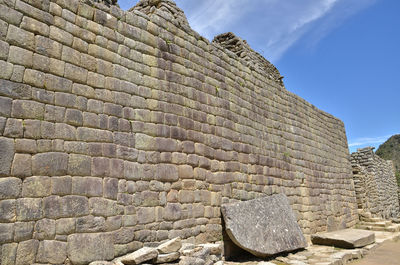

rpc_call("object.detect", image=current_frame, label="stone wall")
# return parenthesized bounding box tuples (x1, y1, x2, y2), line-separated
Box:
(0, 0, 358, 264)
(351, 147, 400, 219)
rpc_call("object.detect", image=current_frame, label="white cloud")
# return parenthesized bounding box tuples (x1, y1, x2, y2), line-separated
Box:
(119, 0, 376, 63)
(175, 0, 376, 62)
(348, 135, 391, 147)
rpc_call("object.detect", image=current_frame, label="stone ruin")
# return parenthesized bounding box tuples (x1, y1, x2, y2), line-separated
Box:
(1, 0, 397, 264)
(351, 147, 400, 219)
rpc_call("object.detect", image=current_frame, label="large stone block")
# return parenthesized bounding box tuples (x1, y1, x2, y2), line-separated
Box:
(0, 223, 14, 243)
(0, 199, 16, 222)
(34, 218, 56, 240)
(16, 198, 42, 221)
(36, 240, 67, 264)
(68, 154, 91, 176)
(4, 118, 23, 138)
(0, 79, 31, 100)
(14, 221, 34, 242)
(12, 100, 44, 119)
(89, 197, 119, 217)
(1, 243, 18, 265)
(8, 45, 33, 67)
(119, 247, 158, 265)
(0, 137, 14, 176)
(311, 229, 375, 248)
(22, 176, 51, 197)
(0, 177, 21, 199)
(221, 194, 307, 258)
(32, 152, 68, 176)
(15, 239, 39, 265)
(43, 195, 89, 218)
(67, 233, 114, 265)
(6, 24, 35, 50)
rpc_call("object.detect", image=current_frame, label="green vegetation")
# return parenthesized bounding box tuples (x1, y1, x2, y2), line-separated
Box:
(376, 134, 400, 185)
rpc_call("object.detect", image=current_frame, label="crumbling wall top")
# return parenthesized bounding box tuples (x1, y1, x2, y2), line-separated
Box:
(213, 32, 284, 87)
(131, 0, 191, 32)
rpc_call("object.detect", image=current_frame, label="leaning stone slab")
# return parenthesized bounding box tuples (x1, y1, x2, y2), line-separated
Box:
(221, 193, 307, 257)
(119, 247, 158, 265)
(157, 237, 182, 254)
(311, 229, 375, 248)
(153, 252, 180, 263)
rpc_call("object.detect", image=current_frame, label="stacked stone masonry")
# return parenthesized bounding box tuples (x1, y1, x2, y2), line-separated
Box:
(0, 0, 358, 264)
(351, 147, 400, 219)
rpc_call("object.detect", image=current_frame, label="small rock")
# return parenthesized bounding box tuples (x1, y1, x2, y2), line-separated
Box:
(179, 256, 205, 265)
(119, 247, 158, 265)
(181, 246, 202, 256)
(199, 242, 223, 255)
(157, 237, 182, 254)
(153, 252, 180, 263)
(89, 262, 113, 265)
(191, 247, 211, 260)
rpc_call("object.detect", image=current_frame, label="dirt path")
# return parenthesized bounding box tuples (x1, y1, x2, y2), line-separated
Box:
(351, 241, 400, 265)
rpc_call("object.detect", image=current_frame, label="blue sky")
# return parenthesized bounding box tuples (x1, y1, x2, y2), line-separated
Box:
(119, 0, 400, 153)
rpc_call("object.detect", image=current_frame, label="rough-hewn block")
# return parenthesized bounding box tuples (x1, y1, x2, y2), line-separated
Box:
(43, 195, 89, 218)
(92, 157, 110, 177)
(6, 24, 35, 50)
(15, 239, 39, 265)
(67, 233, 114, 265)
(36, 240, 67, 264)
(16, 198, 42, 221)
(12, 100, 44, 119)
(22, 176, 51, 198)
(23, 69, 45, 88)
(21, 16, 50, 36)
(14, 221, 34, 242)
(89, 197, 119, 217)
(0, 4, 23, 25)
(1, 243, 18, 264)
(35, 35, 63, 58)
(0, 199, 16, 222)
(68, 154, 91, 176)
(8, 45, 33, 67)
(72, 177, 103, 197)
(49, 25, 73, 46)
(0, 40, 10, 60)
(0, 137, 14, 176)
(0, 60, 13, 79)
(0, 79, 31, 99)
(3, 118, 23, 137)
(11, 153, 32, 178)
(34, 218, 56, 240)
(32, 152, 68, 176)
(221, 194, 307, 258)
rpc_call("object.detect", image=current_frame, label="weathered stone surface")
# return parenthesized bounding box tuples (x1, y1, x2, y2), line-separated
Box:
(0, 223, 14, 243)
(154, 252, 180, 263)
(15, 239, 39, 265)
(1, 243, 18, 265)
(32, 152, 68, 176)
(67, 233, 114, 265)
(0, 177, 22, 199)
(311, 229, 375, 248)
(221, 194, 307, 257)
(157, 237, 182, 254)
(119, 247, 158, 265)
(36, 240, 67, 264)
(16, 198, 43, 221)
(0, 137, 14, 176)
(179, 256, 206, 265)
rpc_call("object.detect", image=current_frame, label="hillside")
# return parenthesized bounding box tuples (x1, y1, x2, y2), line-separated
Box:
(376, 134, 400, 185)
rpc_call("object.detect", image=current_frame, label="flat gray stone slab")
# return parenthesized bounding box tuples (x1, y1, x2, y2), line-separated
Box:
(311, 229, 375, 248)
(221, 194, 307, 257)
